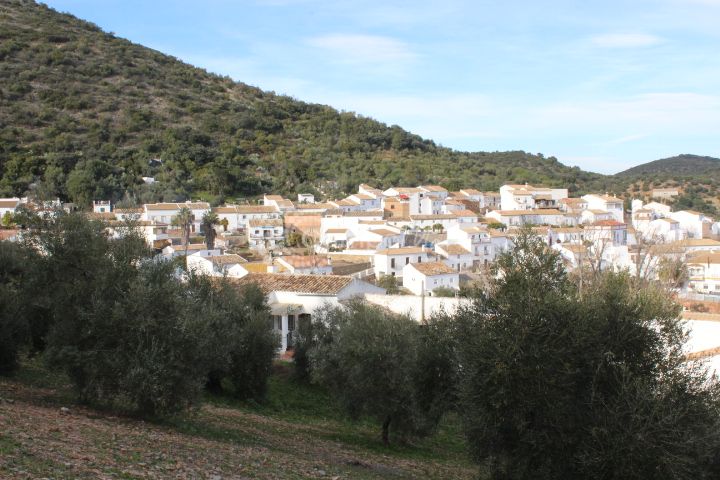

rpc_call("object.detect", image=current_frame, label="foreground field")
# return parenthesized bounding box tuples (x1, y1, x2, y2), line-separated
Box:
(0, 360, 475, 479)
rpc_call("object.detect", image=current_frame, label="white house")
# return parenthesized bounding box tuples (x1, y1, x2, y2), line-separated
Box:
(187, 253, 248, 278)
(275, 255, 333, 275)
(687, 251, 720, 295)
(499, 184, 568, 211)
(229, 273, 385, 352)
(0, 198, 21, 219)
(143, 202, 211, 232)
(162, 244, 221, 259)
(582, 194, 624, 223)
(212, 205, 280, 233)
(373, 246, 433, 278)
(486, 209, 568, 227)
(669, 210, 712, 239)
(435, 244, 474, 272)
(402, 261, 460, 296)
(248, 218, 284, 250)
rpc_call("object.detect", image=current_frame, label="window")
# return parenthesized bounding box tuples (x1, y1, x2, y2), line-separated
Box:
(418, 256, 422, 263)
(391, 258, 396, 268)
(406, 257, 410, 265)
(288, 315, 295, 331)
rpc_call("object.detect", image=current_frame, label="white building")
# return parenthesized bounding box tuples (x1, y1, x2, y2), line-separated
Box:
(187, 253, 248, 278)
(373, 246, 433, 278)
(499, 184, 568, 211)
(213, 205, 280, 233)
(275, 255, 333, 275)
(248, 218, 284, 250)
(435, 244, 474, 272)
(0, 198, 20, 218)
(402, 261, 460, 296)
(229, 273, 385, 352)
(143, 202, 211, 233)
(687, 251, 720, 295)
(582, 194, 624, 223)
(669, 210, 713, 239)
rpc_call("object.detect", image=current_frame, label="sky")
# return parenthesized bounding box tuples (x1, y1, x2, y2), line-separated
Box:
(43, 0, 720, 174)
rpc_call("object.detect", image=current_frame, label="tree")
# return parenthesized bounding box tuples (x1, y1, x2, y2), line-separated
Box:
(0, 240, 32, 374)
(171, 207, 193, 265)
(1, 211, 14, 228)
(307, 302, 444, 445)
(453, 229, 720, 479)
(201, 211, 219, 250)
(376, 274, 400, 294)
(432, 223, 444, 233)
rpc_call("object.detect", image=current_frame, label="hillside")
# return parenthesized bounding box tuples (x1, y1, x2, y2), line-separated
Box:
(616, 154, 720, 177)
(0, 359, 475, 479)
(0, 0, 609, 206)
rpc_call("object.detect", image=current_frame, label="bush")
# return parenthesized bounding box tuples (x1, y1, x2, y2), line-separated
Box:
(453, 229, 720, 479)
(306, 301, 453, 444)
(0, 241, 31, 374)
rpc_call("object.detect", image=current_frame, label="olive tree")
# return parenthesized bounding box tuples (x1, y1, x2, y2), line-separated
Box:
(454, 229, 720, 479)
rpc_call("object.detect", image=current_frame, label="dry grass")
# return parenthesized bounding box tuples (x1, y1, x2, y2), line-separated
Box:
(0, 361, 475, 479)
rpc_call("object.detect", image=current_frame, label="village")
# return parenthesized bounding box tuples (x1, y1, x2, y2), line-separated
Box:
(2, 183, 720, 359)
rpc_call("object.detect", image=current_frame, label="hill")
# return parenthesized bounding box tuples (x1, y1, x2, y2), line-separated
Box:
(616, 154, 720, 177)
(0, 359, 475, 479)
(0, 0, 609, 206)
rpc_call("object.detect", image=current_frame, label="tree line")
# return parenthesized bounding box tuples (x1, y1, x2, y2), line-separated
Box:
(294, 231, 720, 479)
(0, 211, 277, 415)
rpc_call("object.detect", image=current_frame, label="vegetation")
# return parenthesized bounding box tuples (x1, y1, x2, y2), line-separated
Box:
(0, 0, 614, 207)
(298, 303, 455, 445)
(1, 211, 277, 416)
(453, 230, 720, 479)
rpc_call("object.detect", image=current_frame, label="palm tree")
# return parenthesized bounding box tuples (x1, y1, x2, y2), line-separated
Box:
(201, 211, 219, 250)
(172, 207, 193, 267)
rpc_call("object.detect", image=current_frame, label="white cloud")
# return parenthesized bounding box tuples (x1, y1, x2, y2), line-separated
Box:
(306, 34, 418, 65)
(590, 33, 665, 48)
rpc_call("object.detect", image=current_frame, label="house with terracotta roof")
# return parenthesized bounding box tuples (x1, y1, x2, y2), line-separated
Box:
(187, 253, 248, 278)
(143, 201, 210, 232)
(402, 261, 459, 296)
(275, 255, 332, 275)
(0, 198, 21, 218)
(212, 205, 280, 232)
(582, 194, 624, 222)
(248, 218, 284, 250)
(435, 243, 474, 272)
(687, 251, 720, 295)
(229, 273, 385, 352)
(373, 246, 433, 278)
(500, 184, 568, 211)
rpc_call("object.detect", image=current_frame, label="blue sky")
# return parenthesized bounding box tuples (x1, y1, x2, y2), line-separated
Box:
(43, 0, 720, 174)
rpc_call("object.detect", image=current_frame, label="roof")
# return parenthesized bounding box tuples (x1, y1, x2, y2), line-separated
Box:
(590, 220, 626, 227)
(0, 200, 20, 209)
(439, 244, 472, 255)
(492, 209, 563, 216)
(209, 254, 247, 265)
(294, 203, 334, 210)
(460, 188, 482, 195)
(113, 208, 143, 213)
(145, 202, 210, 211)
(264, 195, 284, 201)
(687, 252, 720, 265)
(228, 273, 354, 295)
(656, 218, 679, 224)
(348, 241, 380, 250)
(325, 228, 348, 234)
(368, 228, 400, 237)
(324, 209, 384, 217)
(249, 218, 283, 227)
(276, 255, 331, 269)
(420, 185, 448, 192)
(351, 193, 375, 200)
(452, 209, 478, 217)
(561, 243, 588, 254)
(680, 239, 720, 247)
(375, 246, 427, 255)
(213, 205, 277, 214)
(560, 198, 586, 204)
(410, 214, 457, 220)
(408, 261, 457, 276)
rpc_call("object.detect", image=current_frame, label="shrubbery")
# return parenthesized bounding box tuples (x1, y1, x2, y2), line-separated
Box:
(1, 211, 277, 416)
